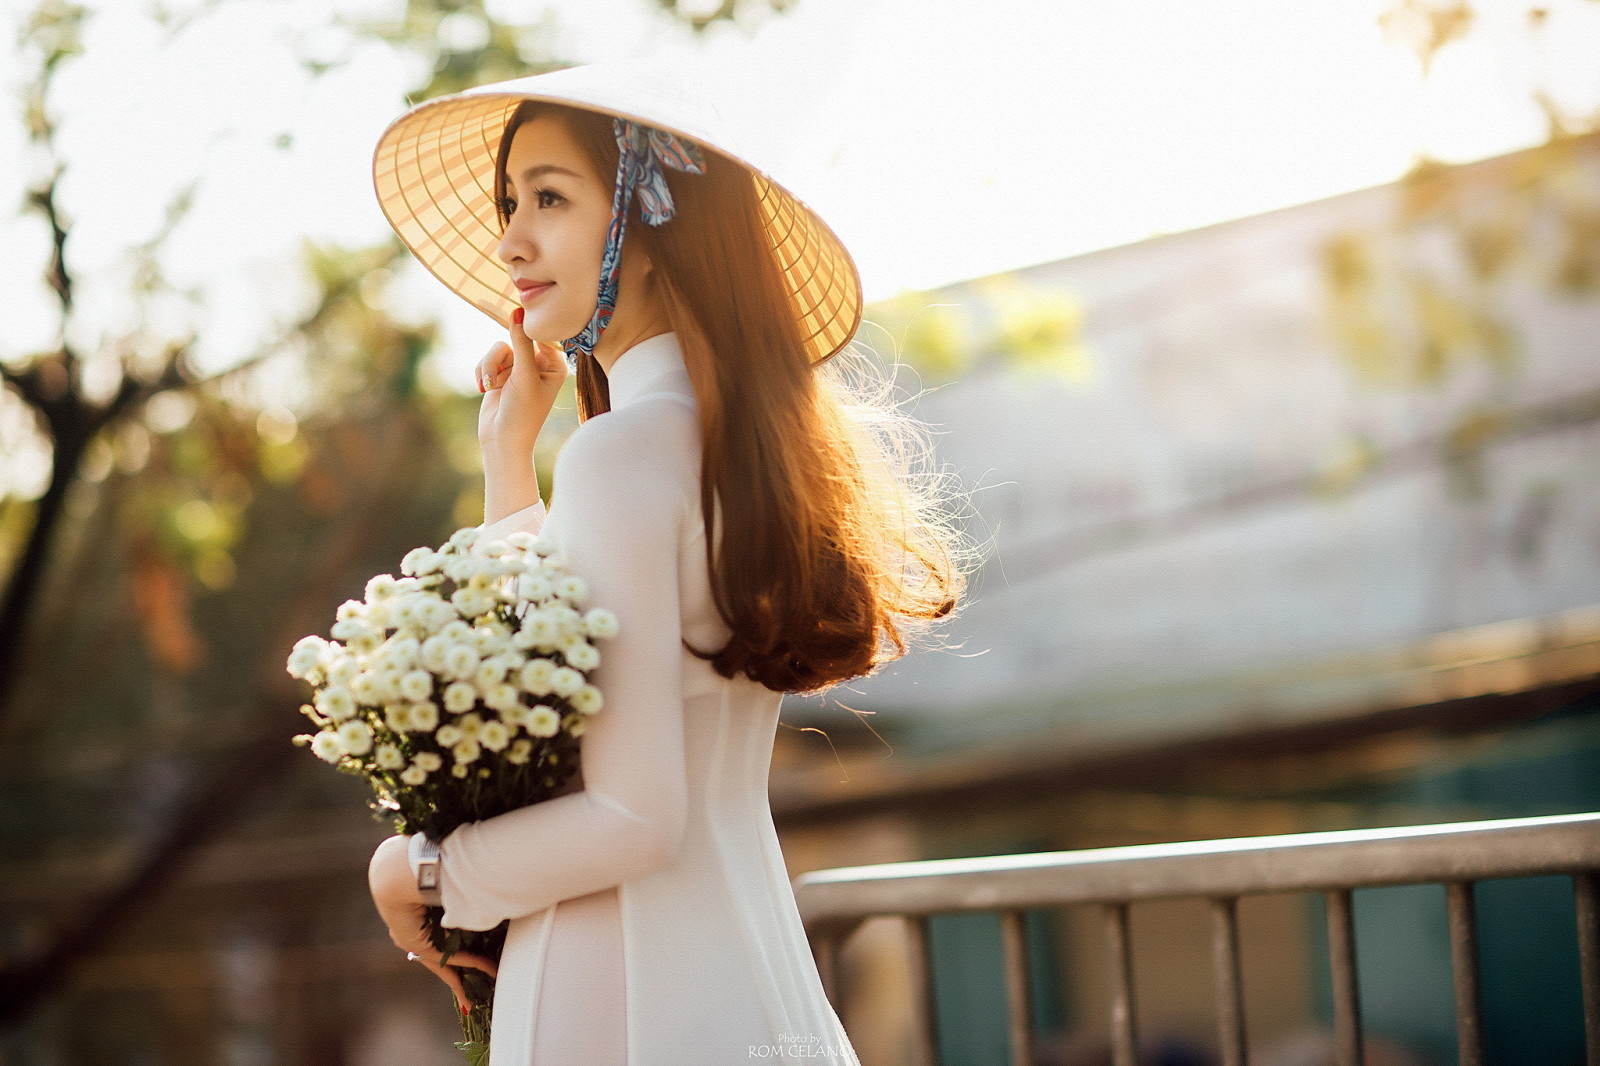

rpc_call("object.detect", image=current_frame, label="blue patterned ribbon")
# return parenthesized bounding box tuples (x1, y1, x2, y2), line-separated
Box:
(561, 119, 706, 368)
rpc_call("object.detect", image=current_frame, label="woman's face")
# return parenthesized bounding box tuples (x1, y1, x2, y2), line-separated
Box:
(494, 115, 614, 345)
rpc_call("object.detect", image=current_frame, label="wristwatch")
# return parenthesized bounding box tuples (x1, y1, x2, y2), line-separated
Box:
(414, 835, 443, 907)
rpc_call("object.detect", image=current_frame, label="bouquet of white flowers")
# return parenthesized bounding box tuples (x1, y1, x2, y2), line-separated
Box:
(287, 524, 617, 1061)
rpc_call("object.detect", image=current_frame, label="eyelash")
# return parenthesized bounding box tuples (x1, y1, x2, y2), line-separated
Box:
(497, 188, 564, 218)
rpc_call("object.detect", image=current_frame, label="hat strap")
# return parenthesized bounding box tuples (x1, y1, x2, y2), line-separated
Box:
(561, 119, 706, 369)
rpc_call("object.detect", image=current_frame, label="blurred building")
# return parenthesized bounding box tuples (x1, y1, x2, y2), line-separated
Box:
(776, 132, 1600, 1066)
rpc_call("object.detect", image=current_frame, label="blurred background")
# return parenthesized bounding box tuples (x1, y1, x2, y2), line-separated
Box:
(2, 0, 1599, 1063)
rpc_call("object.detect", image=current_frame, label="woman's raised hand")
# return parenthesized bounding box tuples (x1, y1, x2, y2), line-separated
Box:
(476, 308, 569, 454)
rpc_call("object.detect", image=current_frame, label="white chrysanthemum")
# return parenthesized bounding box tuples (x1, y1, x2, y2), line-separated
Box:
(532, 530, 559, 557)
(335, 599, 367, 623)
(483, 683, 521, 713)
(583, 608, 619, 641)
(439, 620, 472, 643)
(519, 659, 555, 696)
(479, 720, 511, 752)
(565, 713, 587, 738)
(330, 617, 366, 642)
(523, 611, 561, 649)
(387, 596, 416, 631)
(550, 666, 584, 698)
(507, 738, 533, 765)
(399, 763, 428, 786)
(571, 684, 604, 716)
(415, 751, 443, 772)
(347, 629, 382, 655)
(442, 681, 477, 714)
(448, 527, 480, 550)
(501, 703, 528, 727)
(481, 538, 513, 558)
(350, 671, 386, 707)
(421, 598, 456, 633)
(380, 634, 420, 670)
(473, 624, 511, 654)
(326, 653, 359, 687)
(451, 763, 469, 778)
(311, 730, 344, 763)
(549, 605, 584, 641)
(336, 719, 373, 757)
(400, 546, 433, 577)
(526, 704, 561, 738)
(513, 574, 550, 605)
(565, 643, 600, 672)
(452, 737, 482, 764)
(409, 701, 440, 732)
(364, 574, 399, 604)
(444, 644, 480, 681)
(435, 722, 463, 746)
(374, 744, 404, 770)
(473, 657, 506, 689)
(287, 647, 321, 680)
(398, 669, 433, 703)
(316, 686, 357, 722)
(451, 587, 493, 619)
(507, 530, 537, 551)
(384, 703, 413, 732)
(555, 576, 588, 606)
(420, 634, 452, 674)
(455, 713, 483, 742)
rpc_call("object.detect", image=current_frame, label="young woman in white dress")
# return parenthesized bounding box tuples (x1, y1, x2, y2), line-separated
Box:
(360, 63, 971, 1065)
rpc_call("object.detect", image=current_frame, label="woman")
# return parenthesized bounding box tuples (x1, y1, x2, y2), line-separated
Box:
(362, 63, 971, 1065)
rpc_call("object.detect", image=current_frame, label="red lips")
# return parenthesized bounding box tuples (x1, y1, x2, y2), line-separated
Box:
(515, 280, 553, 300)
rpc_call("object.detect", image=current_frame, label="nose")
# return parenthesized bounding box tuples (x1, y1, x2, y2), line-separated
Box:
(494, 206, 530, 267)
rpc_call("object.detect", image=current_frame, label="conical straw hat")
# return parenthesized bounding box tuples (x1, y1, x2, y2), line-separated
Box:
(372, 62, 863, 366)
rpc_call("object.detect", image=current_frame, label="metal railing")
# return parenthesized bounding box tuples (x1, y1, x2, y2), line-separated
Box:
(793, 811, 1600, 1066)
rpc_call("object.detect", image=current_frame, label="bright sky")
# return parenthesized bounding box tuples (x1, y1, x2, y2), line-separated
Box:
(2, 0, 1598, 451)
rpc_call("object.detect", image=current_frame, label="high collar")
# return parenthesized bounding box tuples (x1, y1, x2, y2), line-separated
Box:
(603, 331, 694, 410)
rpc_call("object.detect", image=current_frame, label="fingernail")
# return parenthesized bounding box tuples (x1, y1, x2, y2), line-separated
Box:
(512, 307, 525, 325)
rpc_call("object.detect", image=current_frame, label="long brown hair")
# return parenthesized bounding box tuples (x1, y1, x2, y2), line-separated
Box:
(495, 102, 973, 694)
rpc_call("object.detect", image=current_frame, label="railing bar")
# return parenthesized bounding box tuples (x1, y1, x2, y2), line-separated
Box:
(904, 914, 941, 1066)
(1104, 902, 1139, 1066)
(1210, 896, 1248, 1066)
(999, 908, 1034, 1066)
(1576, 872, 1600, 1066)
(1446, 881, 1484, 1066)
(1325, 888, 1365, 1066)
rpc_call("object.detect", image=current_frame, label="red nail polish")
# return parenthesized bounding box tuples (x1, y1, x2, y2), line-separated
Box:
(512, 307, 524, 325)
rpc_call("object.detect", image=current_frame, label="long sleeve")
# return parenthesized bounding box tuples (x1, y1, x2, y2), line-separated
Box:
(478, 497, 547, 542)
(422, 398, 695, 931)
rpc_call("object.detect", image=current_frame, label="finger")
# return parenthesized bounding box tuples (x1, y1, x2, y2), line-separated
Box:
(479, 342, 512, 392)
(422, 957, 471, 1012)
(507, 310, 539, 369)
(448, 950, 500, 979)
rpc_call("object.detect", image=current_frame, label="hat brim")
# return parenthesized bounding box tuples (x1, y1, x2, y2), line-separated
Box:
(371, 70, 863, 366)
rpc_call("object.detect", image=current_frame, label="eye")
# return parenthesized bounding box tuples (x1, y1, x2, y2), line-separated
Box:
(534, 187, 565, 209)
(495, 195, 517, 219)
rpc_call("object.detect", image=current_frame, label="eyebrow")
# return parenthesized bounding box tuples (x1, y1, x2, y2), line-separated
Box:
(515, 164, 585, 184)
